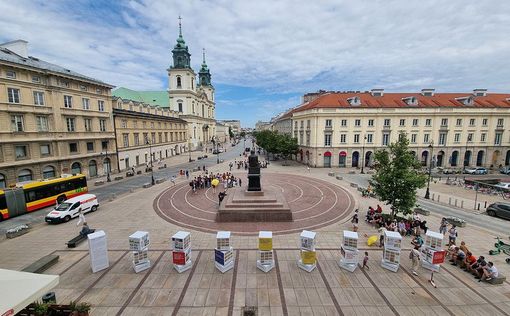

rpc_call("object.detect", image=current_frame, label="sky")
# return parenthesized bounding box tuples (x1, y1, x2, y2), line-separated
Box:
(1, 0, 510, 127)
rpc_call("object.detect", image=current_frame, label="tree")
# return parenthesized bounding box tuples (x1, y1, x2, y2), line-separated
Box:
(277, 134, 299, 160)
(228, 126, 234, 139)
(369, 133, 427, 219)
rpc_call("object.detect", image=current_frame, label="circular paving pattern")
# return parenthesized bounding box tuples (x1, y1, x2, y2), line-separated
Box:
(153, 173, 355, 235)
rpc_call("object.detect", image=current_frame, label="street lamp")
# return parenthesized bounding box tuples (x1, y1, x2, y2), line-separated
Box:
(361, 135, 367, 174)
(463, 134, 472, 172)
(102, 139, 111, 182)
(188, 138, 192, 162)
(216, 142, 220, 164)
(146, 140, 155, 185)
(425, 142, 433, 199)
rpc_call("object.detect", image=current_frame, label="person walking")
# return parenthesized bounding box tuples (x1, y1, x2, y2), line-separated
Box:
(171, 175, 176, 186)
(218, 191, 227, 206)
(351, 209, 359, 232)
(448, 225, 458, 246)
(410, 245, 421, 275)
(76, 208, 86, 227)
(362, 251, 369, 270)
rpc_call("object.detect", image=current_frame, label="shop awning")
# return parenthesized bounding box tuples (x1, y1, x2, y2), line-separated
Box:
(0, 269, 59, 315)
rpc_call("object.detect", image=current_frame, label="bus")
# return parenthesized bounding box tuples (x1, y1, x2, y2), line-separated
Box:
(0, 174, 88, 221)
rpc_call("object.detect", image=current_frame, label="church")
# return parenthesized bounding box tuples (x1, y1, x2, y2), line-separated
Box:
(113, 18, 216, 151)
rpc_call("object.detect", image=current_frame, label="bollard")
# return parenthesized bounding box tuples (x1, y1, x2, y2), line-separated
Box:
(455, 199, 458, 207)
(484, 201, 487, 208)
(432, 193, 435, 200)
(449, 197, 452, 205)
(438, 195, 440, 202)
(461, 200, 464, 208)
(478, 203, 480, 210)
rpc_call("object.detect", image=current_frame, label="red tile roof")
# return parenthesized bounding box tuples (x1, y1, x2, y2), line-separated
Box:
(295, 92, 510, 112)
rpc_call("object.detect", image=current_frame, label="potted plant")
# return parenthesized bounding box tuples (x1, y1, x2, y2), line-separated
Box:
(73, 302, 91, 316)
(33, 301, 49, 316)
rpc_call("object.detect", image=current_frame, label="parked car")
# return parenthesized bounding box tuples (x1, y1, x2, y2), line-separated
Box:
(464, 167, 488, 175)
(494, 182, 510, 191)
(486, 202, 510, 220)
(500, 166, 510, 175)
(45, 194, 99, 223)
(464, 167, 478, 174)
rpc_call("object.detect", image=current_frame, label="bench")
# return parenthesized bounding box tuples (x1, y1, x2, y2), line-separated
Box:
(155, 178, 166, 184)
(348, 171, 356, 174)
(94, 180, 104, 186)
(22, 254, 59, 273)
(336, 175, 343, 180)
(328, 172, 335, 176)
(114, 176, 123, 181)
(142, 183, 152, 188)
(414, 207, 430, 216)
(350, 183, 358, 188)
(66, 230, 94, 248)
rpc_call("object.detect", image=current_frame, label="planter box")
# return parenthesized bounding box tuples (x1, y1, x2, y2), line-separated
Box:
(94, 180, 104, 186)
(450, 220, 466, 227)
(414, 207, 430, 216)
(336, 176, 343, 180)
(6, 225, 30, 239)
(328, 172, 335, 176)
(350, 183, 358, 188)
(114, 176, 123, 181)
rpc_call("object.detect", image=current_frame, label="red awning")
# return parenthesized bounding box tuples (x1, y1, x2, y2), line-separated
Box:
(339, 151, 347, 157)
(324, 151, 332, 157)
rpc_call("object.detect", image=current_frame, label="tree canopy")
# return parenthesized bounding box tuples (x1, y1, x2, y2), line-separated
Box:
(369, 133, 427, 219)
(253, 130, 298, 160)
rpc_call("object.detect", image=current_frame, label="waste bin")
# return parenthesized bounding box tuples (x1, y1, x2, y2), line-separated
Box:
(42, 292, 56, 304)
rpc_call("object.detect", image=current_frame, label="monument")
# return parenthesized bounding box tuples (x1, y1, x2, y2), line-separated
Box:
(216, 151, 292, 222)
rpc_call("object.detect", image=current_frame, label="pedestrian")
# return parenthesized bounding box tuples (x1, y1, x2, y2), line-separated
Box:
(238, 178, 242, 187)
(185, 170, 189, 179)
(410, 245, 421, 275)
(439, 217, 448, 235)
(171, 175, 176, 186)
(362, 251, 369, 270)
(218, 191, 227, 206)
(378, 226, 386, 247)
(448, 225, 457, 246)
(351, 209, 359, 232)
(76, 208, 86, 227)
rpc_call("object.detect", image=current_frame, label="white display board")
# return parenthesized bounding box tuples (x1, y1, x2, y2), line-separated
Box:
(88, 230, 109, 273)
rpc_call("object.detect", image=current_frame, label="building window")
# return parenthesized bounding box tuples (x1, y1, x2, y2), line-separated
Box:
(143, 133, 148, 144)
(84, 118, 92, 132)
(424, 133, 430, 143)
(412, 119, 418, 127)
(7, 88, 20, 103)
(150, 122, 155, 129)
(470, 118, 475, 126)
(340, 134, 346, 143)
(165, 132, 168, 142)
(15, 145, 28, 159)
(497, 118, 504, 127)
(425, 119, 432, 126)
(341, 119, 347, 127)
(306, 134, 310, 146)
(40, 144, 50, 156)
(383, 119, 391, 126)
(366, 134, 373, 143)
(456, 119, 462, 126)
(178, 102, 183, 112)
(134, 133, 140, 146)
(454, 133, 460, 143)
(399, 119, 405, 126)
(123, 134, 129, 147)
(324, 134, 332, 146)
(80, 85, 87, 91)
(42, 166, 55, 179)
(33, 91, 44, 105)
(57, 79, 70, 88)
(325, 119, 332, 127)
(69, 143, 78, 153)
(480, 133, 486, 142)
(438, 133, 446, 145)
(86, 142, 94, 151)
(306, 120, 310, 128)
(482, 118, 488, 126)
(495, 133, 502, 145)
(32, 76, 40, 83)
(11, 115, 24, 132)
(99, 119, 106, 132)
(121, 119, 127, 128)
(411, 134, 417, 143)
(177, 76, 182, 88)
(368, 119, 374, 127)
(64, 95, 72, 108)
(382, 133, 390, 146)
(98, 100, 105, 112)
(294, 121, 298, 129)
(299, 134, 303, 145)
(6, 70, 16, 79)
(353, 134, 360, 143)
(300, 121, 304, 128)
(158, 132, 162, 143)
(467, 133, 473, 142)
(82, 98, 90, 110)
(96, 88, 103, 94)
(151, 132, 156, 144)
(101, 141, 108, 150)
(18, 169, 32, 182)
(66, 118, 75, 132)
(36, 116, 49, 132)
(133, 121, 138, 128)
(441, 118, 448, 126)
(354, 119, 361, 127)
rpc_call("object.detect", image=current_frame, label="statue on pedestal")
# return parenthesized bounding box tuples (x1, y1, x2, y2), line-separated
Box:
(247, 150, 261, 191)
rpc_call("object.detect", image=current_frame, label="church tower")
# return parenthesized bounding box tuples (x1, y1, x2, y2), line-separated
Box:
(168, 16, 197, 114)
(198, 49, 215, 102)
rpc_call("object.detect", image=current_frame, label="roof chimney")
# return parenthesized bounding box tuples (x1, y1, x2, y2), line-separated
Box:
(0, 40, 29, 58)
(421, 88, 435, 96)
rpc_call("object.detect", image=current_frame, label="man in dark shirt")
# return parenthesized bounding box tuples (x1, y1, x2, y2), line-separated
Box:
(218, 191, 227, 206)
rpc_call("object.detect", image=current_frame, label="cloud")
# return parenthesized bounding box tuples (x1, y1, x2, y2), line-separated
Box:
(1, 0, 509, 126)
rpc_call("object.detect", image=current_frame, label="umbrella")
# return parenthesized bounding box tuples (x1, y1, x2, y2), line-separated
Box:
(367, 235, 378, 246)
(211, 179, 219, 187)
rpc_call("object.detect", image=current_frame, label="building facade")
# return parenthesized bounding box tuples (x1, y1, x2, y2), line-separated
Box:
(0, 40, 116, 188)
(291, 89, 510, 168)
(215, 122, 229, 143)
(112, 97, 188, 171)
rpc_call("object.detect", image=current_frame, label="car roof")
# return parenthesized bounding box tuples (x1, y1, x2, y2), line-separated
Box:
(63, 193, 96, 204)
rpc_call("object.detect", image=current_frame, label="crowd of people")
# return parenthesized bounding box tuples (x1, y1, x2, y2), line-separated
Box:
(188, 171, 243, 194)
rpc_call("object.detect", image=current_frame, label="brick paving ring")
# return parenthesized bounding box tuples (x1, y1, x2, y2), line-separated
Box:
(153, 173, 355, 235)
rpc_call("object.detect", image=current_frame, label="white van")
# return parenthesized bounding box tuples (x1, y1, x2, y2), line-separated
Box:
(45, 193, 99, 223)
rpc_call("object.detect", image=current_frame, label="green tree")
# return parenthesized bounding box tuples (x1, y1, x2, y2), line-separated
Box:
(228, 126, 234, 139)
(277, 134, 299, 161)
(369, 133, 427, 219)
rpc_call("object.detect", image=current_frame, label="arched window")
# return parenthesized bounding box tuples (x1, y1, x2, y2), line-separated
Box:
(192, 102, 195, 114)
(0, 173, 6, 188)
(103, 158, 111, 174)
(191, 78, 194, 89)
(176, 76, 182, 88)
(18, 169, 32, 182)
(178, 101, 183, 113)
(89, 160, 97, 177)
(71, 162, 81, 174)
(202, 104, 205, 117)
(42, 166, 56, 179)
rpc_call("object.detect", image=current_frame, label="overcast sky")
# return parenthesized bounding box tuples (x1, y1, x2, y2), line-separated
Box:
(1, 0, 509, 127)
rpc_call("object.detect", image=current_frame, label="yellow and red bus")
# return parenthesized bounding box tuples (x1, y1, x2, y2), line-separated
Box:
(0, 174, 88, 221)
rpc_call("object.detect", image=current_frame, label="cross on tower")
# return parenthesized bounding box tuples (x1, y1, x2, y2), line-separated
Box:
(178, 15, 182, 36)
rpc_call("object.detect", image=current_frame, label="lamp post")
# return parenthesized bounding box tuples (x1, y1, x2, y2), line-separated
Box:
(188, 138, 192, 162)
(463, 135, 472, 172)
(425, 143, 433, 199)
(216, 142, 220, 164)
(361, 135, 367, 174)
(102, 139, 111, 182)
(146, 140, 155, 185)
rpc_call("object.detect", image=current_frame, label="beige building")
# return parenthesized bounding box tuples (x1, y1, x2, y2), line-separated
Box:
(112, 97, 188, 171)
(255, 121, 272, 131)
(215, 122, 229, 143)
(290, 89, 510, 168)
(0, 40, 116, 188)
